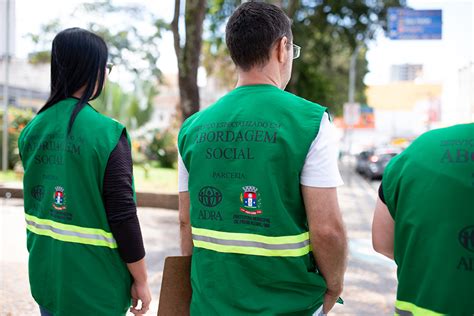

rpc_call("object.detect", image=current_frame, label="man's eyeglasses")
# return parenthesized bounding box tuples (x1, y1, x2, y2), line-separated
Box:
(285, 42, 301, 59)
(106, 63, 114, 74)
(292, 44, 301, 59)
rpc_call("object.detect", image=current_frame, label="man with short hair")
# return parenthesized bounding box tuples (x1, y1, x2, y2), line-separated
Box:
(372, 123, 474, 315)
(178, 2, 347, 315)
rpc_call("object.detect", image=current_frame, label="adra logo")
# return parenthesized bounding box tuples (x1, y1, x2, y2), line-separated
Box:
(198, 186, 223, 207)
(198, 210, 223, 221)
(31, 185, 45, 201)
(457, 226, 474, 272)
(459, 226, 474, 252)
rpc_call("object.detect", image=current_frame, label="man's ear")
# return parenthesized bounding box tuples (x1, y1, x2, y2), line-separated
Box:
(277, 36, 289, 63)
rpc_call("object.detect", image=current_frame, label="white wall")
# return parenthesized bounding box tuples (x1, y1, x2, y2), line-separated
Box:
(437, 1, 473, 124)
(0, 59, 50, 92)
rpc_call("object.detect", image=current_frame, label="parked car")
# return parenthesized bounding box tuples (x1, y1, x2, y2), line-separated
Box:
(356, 147, 402, 180)
(355, 150, 374, 174)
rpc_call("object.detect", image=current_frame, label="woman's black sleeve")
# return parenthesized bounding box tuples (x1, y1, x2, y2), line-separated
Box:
(103, 131, 145, 263)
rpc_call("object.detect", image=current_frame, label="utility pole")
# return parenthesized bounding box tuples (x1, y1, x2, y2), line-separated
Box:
(2, 0, 11, 171)
(348, 45, 359, 104)
(345, 45, 359, 159)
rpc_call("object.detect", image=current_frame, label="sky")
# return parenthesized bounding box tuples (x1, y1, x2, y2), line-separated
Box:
(7, 0, 474, 85)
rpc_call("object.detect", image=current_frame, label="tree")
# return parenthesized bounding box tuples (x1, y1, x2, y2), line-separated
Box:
(171, 0, 207, 121)
(27, 0, 167, 85)
(25, 0, 167, 129)
(285, 0, 405, 115)
(26, 20, 62, 64)
(203, 0, 405, 116)
(91, 80, 157, 131)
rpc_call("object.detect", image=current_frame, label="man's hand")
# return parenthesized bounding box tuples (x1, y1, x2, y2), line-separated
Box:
(130, 281, 152, 314)
(322, 287, 342, 314)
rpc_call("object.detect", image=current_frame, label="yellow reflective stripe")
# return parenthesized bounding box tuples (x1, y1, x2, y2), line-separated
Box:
(192, 227, 309, 244)
(395, 300, 445, 316)
(25, 213, 114, 239)
(26, 224, 117, 248)
(192, 227, 312, 257)
(194, 240, 311, 257)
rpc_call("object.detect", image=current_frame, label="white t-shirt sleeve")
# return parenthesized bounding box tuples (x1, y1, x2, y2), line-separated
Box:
(178, 151, 189, 192)
(300, 112, 344, 187)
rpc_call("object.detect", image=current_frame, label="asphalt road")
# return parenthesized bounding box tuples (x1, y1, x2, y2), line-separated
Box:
(1, 161, 396, 315)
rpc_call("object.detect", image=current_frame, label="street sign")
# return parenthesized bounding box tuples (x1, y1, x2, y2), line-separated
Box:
(343, 102, 361, 127)
(388, 8, 442, 40)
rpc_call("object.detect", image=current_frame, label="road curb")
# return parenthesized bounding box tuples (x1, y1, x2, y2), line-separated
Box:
(0, 187, 179, 210)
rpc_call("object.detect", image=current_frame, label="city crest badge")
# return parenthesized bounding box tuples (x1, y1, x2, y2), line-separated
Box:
(52, 186, 67, 211)
(240, 186, 262, 215)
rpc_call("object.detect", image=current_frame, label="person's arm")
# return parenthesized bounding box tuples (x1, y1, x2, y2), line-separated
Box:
(179, 192, 193, 255)
(127, 258, 151, 314)
(178, 153, 193, 255)
(300, 113, 346, 313)
(302, 186, 347, 314)
(372, 196, 395, 260)
(103, 131, 151, 314)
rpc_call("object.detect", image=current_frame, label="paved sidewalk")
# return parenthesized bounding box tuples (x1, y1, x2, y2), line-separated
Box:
(1, 161, 397, 315)
(0, 199, 179, 316)
(332, 160, 397, 315)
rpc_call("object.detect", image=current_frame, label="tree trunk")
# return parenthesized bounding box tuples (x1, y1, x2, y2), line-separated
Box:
(286, 0, 299, 20)
(269, 0, 283, 7)
(285, 0, 300, 95)
(172, 0, 207, 122)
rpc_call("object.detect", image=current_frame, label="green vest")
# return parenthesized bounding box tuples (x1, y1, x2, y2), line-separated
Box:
(382, 123, 474, 316)
(178, 85, 328, 315)
(18, 98, 132, 316)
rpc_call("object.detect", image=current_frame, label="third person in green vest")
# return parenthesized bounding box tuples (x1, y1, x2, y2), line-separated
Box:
(372, 123, 474, 315)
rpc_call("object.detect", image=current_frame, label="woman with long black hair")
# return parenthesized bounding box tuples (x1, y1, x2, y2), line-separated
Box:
(19, 28, 151, 315)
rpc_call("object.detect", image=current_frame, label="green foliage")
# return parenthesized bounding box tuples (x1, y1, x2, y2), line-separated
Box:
(25, 1, 167, 132)
(202, 0, 239, 90)
(26, 1, 167, 84)
(24, 0, 406, 123)
(0, 108, 35, 170)
(286, 0, 404, 115)
(132, 165, 178, 193)
(0, 170, 18, 182)
(91, 80, 157, 131)
(79, 0, 167, 83)
(28, 50, 52, 64)
(203, 0, 405, 115)
(145, 129, 178, 169)
(26, 19, 62, 64)
(289, 29, 369, 116)
(202, 40, 236, 90)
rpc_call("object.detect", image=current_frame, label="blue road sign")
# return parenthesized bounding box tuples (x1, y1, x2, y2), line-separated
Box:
(388, 8, 442, 40)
